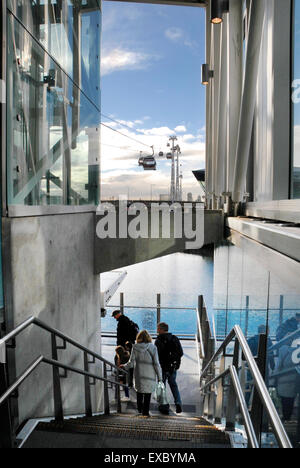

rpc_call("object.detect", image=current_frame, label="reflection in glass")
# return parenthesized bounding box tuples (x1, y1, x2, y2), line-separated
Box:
(292, 0, 300, 198)
(7, 14, 100, 206)
(214, 240, 300, 447)
(7, 0, 101, 106)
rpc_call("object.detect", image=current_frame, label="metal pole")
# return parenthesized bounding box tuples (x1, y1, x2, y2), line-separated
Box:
(103, 363, 110, 415)
(51, 334, 64, 422)
(157, 293, 161, 326)
(0, 361, 14, 448)
(169, 136, 177, 202)
(84, 352, 92, 417)
(120, 292, 124, 314)
(250, 333, 267, 445)
(225, 338, 239, 430)
(116, 370, 121, 413)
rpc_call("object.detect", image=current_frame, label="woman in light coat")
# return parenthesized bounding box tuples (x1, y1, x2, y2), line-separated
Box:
(122, 329, 162, 417)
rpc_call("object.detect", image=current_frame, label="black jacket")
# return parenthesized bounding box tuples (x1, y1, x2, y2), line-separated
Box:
(155, 333, 183, 372)
(116, 315, 136, 347)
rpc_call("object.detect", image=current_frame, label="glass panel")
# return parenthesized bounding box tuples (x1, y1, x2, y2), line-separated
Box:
(214, 239, 300, 447)
(292, 0, 300, 198)
(7, 13, 100, 206)
(265, 275, 300, 448)
(102, 306, 197, 336)
(7, 0, 101, 106)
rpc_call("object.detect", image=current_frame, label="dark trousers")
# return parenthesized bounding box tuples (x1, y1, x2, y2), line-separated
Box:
(162, 370, 182, 406)
(137, 392, 151, 416)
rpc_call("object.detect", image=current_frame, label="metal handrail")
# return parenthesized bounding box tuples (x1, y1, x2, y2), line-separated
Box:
(200, 325, 292, 449)
(0, 355, 126, 408)
(0, 315, 126, 374)
(108, 304, 197, 310)
(0, 316, 130, 448)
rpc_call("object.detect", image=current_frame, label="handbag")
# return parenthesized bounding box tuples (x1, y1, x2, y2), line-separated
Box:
(154, 382, 169, 405)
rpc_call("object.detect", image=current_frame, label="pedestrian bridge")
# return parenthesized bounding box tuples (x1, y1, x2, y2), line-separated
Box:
(94, 202, 223, 273)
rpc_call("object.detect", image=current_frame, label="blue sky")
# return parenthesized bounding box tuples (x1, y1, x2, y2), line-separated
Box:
(100, 1, 206, 200)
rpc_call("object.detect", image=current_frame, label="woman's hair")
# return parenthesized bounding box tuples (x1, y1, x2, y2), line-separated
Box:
(136, 329, 152, 344)
(125, 341, 133, 351)
(115, 345, 129, 361)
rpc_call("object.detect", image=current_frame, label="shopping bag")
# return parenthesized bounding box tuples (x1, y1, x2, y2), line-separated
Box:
(154, 382, 169, 405)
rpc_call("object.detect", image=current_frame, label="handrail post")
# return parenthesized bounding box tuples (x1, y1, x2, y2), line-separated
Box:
(116, 369, 121, 413)
(250, 333, 267, 444)
(84, 352, 92, 417)
(51, 334, 64, 422)
(103, 363, 110, 415)
(225, 338, 239, 431)
(215, 354, 225, 424)
(120, 293, 124, 314)
(0, 360, 14, 448)
(157, 293, 161, 326)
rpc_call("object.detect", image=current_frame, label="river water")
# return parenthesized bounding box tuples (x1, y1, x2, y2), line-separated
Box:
(101, 252, 214, 336)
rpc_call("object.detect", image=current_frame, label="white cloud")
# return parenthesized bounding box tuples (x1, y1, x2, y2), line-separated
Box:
(101, 120, 205, 200)
(174, 125, 187, 133)
(165, 27, 184, 42)
(137, 126, 175, 137)
(101, 48, 157, 76)
(164, 27, 198, 51)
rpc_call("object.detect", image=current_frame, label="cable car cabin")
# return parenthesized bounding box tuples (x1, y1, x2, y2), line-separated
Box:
(138, 156, 144, 166)
(166, 152, 172, 159)
(142, 156, 156, 170)
(158, 151, 164, 157)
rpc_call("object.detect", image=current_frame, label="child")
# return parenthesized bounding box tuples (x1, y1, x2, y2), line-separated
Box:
(115, 345, 130, 399)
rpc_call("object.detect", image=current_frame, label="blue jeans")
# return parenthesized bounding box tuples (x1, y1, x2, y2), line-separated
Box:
(162, 370, 182, 406)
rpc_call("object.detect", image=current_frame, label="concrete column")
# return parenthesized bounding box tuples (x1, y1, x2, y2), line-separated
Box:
(212, 23, 222, 208)
(227, 0, 243, 194)
(205, 3, 213, 208)
(215, 17, 228, 199)
(232, 0, 266, 203)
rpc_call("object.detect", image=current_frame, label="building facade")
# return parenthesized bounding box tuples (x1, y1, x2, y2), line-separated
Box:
(205, 0, 300, 446)
(0, 0, 102, 430)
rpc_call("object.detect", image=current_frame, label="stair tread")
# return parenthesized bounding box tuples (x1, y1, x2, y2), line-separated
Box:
(35, 413, 230, 445)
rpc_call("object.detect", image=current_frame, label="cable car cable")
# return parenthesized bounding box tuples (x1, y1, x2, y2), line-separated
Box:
(101, 122, 153, 149)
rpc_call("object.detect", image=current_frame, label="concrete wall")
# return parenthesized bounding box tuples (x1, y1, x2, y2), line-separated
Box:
(2, 211, 102, 422)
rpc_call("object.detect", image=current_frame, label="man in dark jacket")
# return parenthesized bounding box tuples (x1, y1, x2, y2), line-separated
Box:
(155, 322, 183, 414)
(276, 313, 300, 342)
(112, 310, 138, 347)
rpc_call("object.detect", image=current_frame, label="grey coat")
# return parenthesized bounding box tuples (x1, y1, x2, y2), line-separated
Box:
(124, 342, 162, 394)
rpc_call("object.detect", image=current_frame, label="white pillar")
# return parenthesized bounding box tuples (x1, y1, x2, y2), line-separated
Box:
(232, 0, 266, 203)
(227, 0, 243, 194)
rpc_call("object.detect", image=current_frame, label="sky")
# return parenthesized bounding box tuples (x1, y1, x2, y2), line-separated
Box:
(100, 1, 206, 200)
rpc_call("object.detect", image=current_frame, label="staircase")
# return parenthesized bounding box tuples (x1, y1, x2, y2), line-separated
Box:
(22, 412, 230, 449)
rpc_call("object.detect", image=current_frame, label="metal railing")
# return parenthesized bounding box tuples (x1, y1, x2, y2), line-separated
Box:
(0, 316, 128, 448)
(104, 292, 198, 341)
(199, 324, 292, 448)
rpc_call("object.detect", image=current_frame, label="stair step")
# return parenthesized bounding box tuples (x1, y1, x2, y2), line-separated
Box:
(34, 413, 230, 445)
